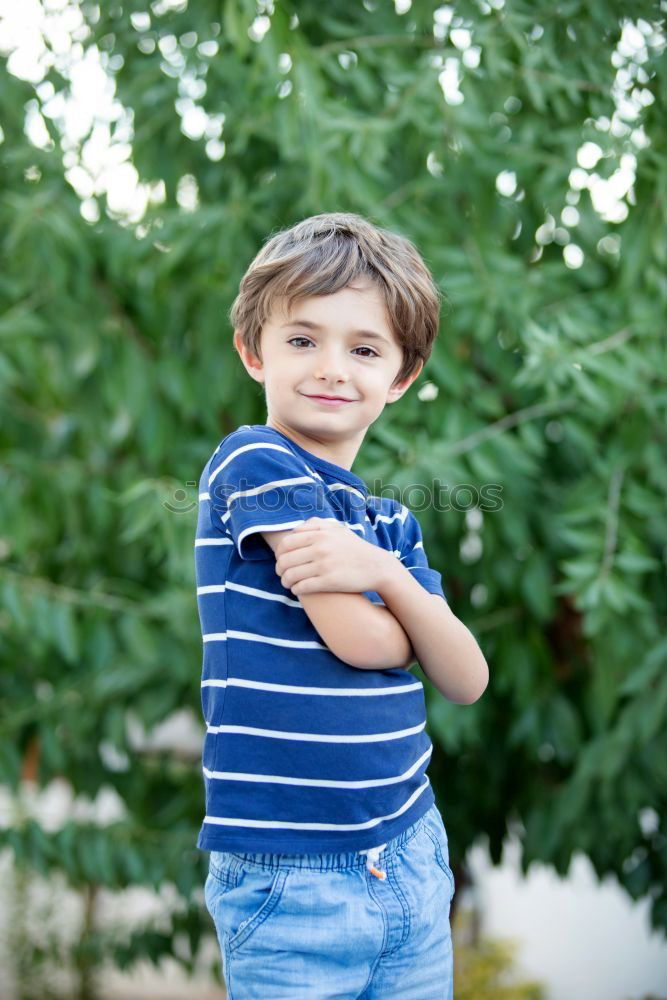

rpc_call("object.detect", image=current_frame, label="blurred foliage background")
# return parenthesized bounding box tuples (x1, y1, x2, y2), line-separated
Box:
(0, 0, 665, 995)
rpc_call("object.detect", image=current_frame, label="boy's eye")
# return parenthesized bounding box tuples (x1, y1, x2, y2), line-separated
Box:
(287, 336, 378, 358)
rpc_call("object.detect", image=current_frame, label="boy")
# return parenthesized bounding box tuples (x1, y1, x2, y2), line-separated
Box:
(194, 212, 488, 998)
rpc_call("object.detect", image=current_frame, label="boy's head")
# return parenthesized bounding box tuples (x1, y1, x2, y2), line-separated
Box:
(230, 212, 441, 460)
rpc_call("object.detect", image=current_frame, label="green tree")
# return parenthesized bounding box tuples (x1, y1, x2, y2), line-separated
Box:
(1, 0, 665, 991)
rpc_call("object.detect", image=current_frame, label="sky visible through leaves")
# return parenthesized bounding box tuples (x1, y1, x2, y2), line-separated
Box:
(0, 0, 663, 256)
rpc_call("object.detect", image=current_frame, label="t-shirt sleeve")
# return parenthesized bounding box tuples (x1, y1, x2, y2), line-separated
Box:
(207, 430, 340, 560)
(399, 509, 448, 601)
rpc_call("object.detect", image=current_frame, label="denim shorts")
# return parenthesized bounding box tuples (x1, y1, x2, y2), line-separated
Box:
(203, 802, 455, 999)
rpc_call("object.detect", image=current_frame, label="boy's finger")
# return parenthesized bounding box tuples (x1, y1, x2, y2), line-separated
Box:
(281, 530, 322, 549)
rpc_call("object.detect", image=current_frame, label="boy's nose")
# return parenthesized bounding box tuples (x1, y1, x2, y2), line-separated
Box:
(313, 356, 351, 382)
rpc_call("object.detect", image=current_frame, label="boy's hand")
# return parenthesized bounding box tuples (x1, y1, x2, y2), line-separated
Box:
(273, 517, 393, 596)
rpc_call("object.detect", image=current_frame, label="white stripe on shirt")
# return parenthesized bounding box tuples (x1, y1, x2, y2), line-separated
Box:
(202, 746, 432, 788)
(205, 721, 426, 742)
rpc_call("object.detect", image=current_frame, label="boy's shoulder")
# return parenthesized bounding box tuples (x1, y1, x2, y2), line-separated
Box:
(210, 424, 296, 466)
(215, 423, 278, 451)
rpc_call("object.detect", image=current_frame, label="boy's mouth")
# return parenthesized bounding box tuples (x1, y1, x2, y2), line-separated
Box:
(302, 393, 354, 407)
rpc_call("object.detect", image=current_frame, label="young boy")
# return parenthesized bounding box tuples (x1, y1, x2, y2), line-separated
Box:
(194, 212, 488, 998)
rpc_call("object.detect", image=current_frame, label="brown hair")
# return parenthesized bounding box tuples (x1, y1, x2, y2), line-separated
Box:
(229, 212, 442, 386)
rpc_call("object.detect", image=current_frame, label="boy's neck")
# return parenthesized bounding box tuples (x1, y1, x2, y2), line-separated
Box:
(265, 417, 366, 473)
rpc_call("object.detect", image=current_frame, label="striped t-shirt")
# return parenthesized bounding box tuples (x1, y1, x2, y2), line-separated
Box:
(194, 423, 448, 854)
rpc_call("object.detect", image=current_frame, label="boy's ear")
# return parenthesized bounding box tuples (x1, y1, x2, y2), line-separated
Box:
(234, 330, 264, 385)
(386, 359, 424, 404)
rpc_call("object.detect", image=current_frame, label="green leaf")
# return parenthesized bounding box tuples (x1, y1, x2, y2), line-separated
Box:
(614, 551, 661, 573)
(52, 601, 79, 664)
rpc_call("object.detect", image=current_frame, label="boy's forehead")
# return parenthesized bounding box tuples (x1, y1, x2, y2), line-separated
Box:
(268, 284, 398, 343)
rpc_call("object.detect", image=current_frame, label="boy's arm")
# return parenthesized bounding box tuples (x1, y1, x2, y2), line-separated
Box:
(261, 528, 415, 670)
(375, 558, 489, 704)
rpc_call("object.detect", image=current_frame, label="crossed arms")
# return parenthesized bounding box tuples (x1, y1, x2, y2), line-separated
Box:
(261, 527, 415, 671)
(260, 519, 488, 705)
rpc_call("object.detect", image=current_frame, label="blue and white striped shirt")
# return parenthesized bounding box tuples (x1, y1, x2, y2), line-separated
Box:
(194, 424, 447, 853)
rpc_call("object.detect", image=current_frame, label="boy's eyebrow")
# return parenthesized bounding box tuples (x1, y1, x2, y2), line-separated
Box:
(280, 318, 391, 345)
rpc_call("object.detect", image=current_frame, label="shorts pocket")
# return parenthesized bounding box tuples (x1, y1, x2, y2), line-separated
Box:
(206, 853, 290, 953)
(422, 808, 455, 897)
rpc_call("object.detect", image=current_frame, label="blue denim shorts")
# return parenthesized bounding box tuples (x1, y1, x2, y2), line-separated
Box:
(203, 802, 455, 999)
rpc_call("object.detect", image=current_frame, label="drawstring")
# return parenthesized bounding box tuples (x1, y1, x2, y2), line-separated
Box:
(360, 842, 387, 880)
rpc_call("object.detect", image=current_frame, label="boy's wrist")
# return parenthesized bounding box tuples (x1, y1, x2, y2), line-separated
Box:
(373, 549, 411, 596)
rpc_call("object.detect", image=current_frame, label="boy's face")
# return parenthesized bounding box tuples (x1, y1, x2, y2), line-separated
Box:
(233, 280, 423, 469)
